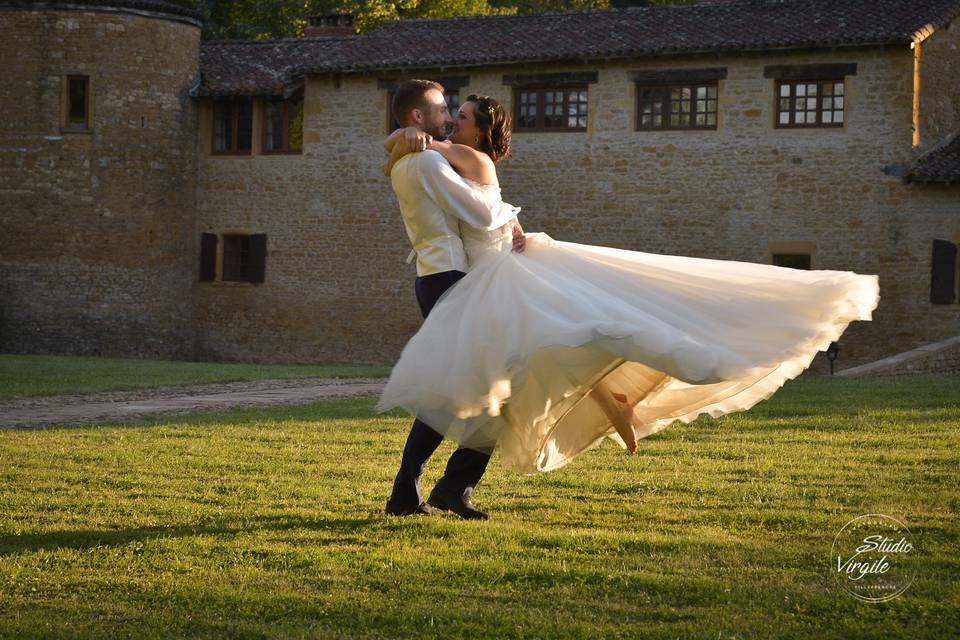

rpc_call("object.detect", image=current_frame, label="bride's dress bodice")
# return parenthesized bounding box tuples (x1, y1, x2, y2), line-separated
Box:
(462, 179, 514, 270)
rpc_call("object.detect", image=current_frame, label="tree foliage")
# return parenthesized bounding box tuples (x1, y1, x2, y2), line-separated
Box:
(192, 0, 695, 40)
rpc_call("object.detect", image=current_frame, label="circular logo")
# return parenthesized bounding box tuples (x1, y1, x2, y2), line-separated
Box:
(831, 514, 916, 602)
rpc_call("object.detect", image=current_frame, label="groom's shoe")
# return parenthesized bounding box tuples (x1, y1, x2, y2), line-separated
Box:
(385, 499, 437, 516)
(427, 488, 489, 520)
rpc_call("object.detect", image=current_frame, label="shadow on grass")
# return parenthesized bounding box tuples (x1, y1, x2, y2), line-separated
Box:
(0, 513, 394, 557)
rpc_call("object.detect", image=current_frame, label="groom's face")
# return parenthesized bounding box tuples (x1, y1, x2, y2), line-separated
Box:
(418, 89, 453, 140)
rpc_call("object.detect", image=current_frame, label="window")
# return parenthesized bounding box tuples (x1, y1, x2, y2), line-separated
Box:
(212, 98, 252, 154)
(630, 68, 726, 132)
(199, 233, 266, 284)
(764, 63, 856, 129)
(637, 84, 718, 130)
(63, 75, 90, 131)
(930, 239, 958, 304)
(222, 235, 251, 282)
(504, 72, 597, 133)
(772, 253, 812, 270)
(444, 91, 460, 117)
(513, 88, 588, 132)
(776, 80, 844, 128)
(263, 91, 303, 153)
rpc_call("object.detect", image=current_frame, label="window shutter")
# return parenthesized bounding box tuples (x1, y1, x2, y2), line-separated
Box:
(249, 233, 267, 283)
(200, 233, 217, 282)
(930, 239, 957, 304)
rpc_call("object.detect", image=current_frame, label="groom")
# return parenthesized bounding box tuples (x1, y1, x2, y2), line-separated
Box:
(384, 79, 523, 520)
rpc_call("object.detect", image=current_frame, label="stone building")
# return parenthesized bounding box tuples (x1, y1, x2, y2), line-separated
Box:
(2, 0, 959, 373)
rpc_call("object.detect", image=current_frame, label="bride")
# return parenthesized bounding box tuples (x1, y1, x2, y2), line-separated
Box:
(377, 93, 880, 475)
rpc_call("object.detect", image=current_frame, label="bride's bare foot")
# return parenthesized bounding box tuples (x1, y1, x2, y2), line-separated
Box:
(610, 392, 638, 454)
(591, 384, 638, 454)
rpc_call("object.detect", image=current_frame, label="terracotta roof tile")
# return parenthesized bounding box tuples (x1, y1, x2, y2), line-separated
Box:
(196, 0, 960, 96)
(194, 37, 348, 96)
(904, 130, 960, 184)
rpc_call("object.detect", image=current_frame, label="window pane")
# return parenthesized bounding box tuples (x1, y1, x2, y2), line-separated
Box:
(823, 111, 833, 123)
(68, 77, 87, 126)
(288, 97, 303, 151)
(796, 112, 806, 124)
(213, 101, 231, 151)
(773, 253, 811, 270)
(518, 91, 537, 128)
(779, 112, 790, 124)
(780, 84, 790, 97)
(834, 82, 843, 95)
(444, 91, 459, 112)
(796, 84, 806, 96)
(264, 100, 283, 151)
(222, 235, 251, 281)
(544, 91, 563, 127)
(236, 99, 252, 151)
(834, 110, 843, 123)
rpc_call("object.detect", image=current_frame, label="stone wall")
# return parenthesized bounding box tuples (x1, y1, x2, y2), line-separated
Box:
(917, 17, 960, 151)
(0, 6, 201, 359)
(196, 45, 959, 371)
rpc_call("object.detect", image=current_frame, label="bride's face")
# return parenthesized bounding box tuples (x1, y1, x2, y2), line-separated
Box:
(449, 101, 480, 149)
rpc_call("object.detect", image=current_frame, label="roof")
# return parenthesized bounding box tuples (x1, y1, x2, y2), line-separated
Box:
(195, 0, 960, 96)
(194, 37, 349, 97)
(903, 129, 960, 184)
(0, 0, 202, 25)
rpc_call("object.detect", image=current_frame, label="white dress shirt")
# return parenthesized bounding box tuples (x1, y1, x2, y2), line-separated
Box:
(391, 150, 520, 276)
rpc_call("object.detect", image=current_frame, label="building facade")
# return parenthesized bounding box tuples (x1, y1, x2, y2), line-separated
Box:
(2, 0, 959, 373)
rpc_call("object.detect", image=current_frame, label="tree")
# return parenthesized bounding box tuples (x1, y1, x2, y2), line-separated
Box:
(192, 0, 695, 40)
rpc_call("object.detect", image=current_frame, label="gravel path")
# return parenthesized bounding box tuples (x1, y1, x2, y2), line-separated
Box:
(0, 377, 387, 429)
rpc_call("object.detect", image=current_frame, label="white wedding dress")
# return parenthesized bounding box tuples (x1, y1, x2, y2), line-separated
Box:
(377, 179, 881, 474)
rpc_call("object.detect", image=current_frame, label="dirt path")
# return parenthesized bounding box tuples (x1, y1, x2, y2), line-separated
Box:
(0, 377, 387, 429)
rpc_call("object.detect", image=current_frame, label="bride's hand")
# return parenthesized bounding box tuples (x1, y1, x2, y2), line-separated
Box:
(401, 127, 432, 153)
(511, 219, 526, 253)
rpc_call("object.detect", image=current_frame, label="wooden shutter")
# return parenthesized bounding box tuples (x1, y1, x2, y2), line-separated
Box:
(248, 233, 267, 283)
(199, 233, 217, 282)
(930, 239, 957, 304)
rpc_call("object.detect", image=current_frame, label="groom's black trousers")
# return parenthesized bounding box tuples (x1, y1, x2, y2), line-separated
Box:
(389, 269, 493, 509)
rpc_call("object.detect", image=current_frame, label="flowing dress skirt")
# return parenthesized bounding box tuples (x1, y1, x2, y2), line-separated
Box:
(377, 232, 880, 474)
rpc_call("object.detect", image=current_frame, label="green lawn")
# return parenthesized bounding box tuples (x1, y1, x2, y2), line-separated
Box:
(0, 354, 389, 399)
(0, 375, 957, 638)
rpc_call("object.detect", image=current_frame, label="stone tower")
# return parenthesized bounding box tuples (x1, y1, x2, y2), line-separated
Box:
(0, 0, 202, 359)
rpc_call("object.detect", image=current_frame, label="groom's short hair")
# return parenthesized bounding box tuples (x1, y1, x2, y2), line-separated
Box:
(392, 79, 446, 126)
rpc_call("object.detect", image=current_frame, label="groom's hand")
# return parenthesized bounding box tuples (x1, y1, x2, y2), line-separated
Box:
(511, 219, 526, 253)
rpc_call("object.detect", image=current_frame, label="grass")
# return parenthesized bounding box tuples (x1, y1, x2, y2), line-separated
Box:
(0, 354, 390, 399)
(0, 374, 958, 638)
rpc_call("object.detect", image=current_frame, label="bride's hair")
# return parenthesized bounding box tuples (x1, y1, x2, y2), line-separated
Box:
(466, 94, 511, 163)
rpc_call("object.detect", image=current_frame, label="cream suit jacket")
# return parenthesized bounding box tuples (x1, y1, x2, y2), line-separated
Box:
(390, 150, 520, 276)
